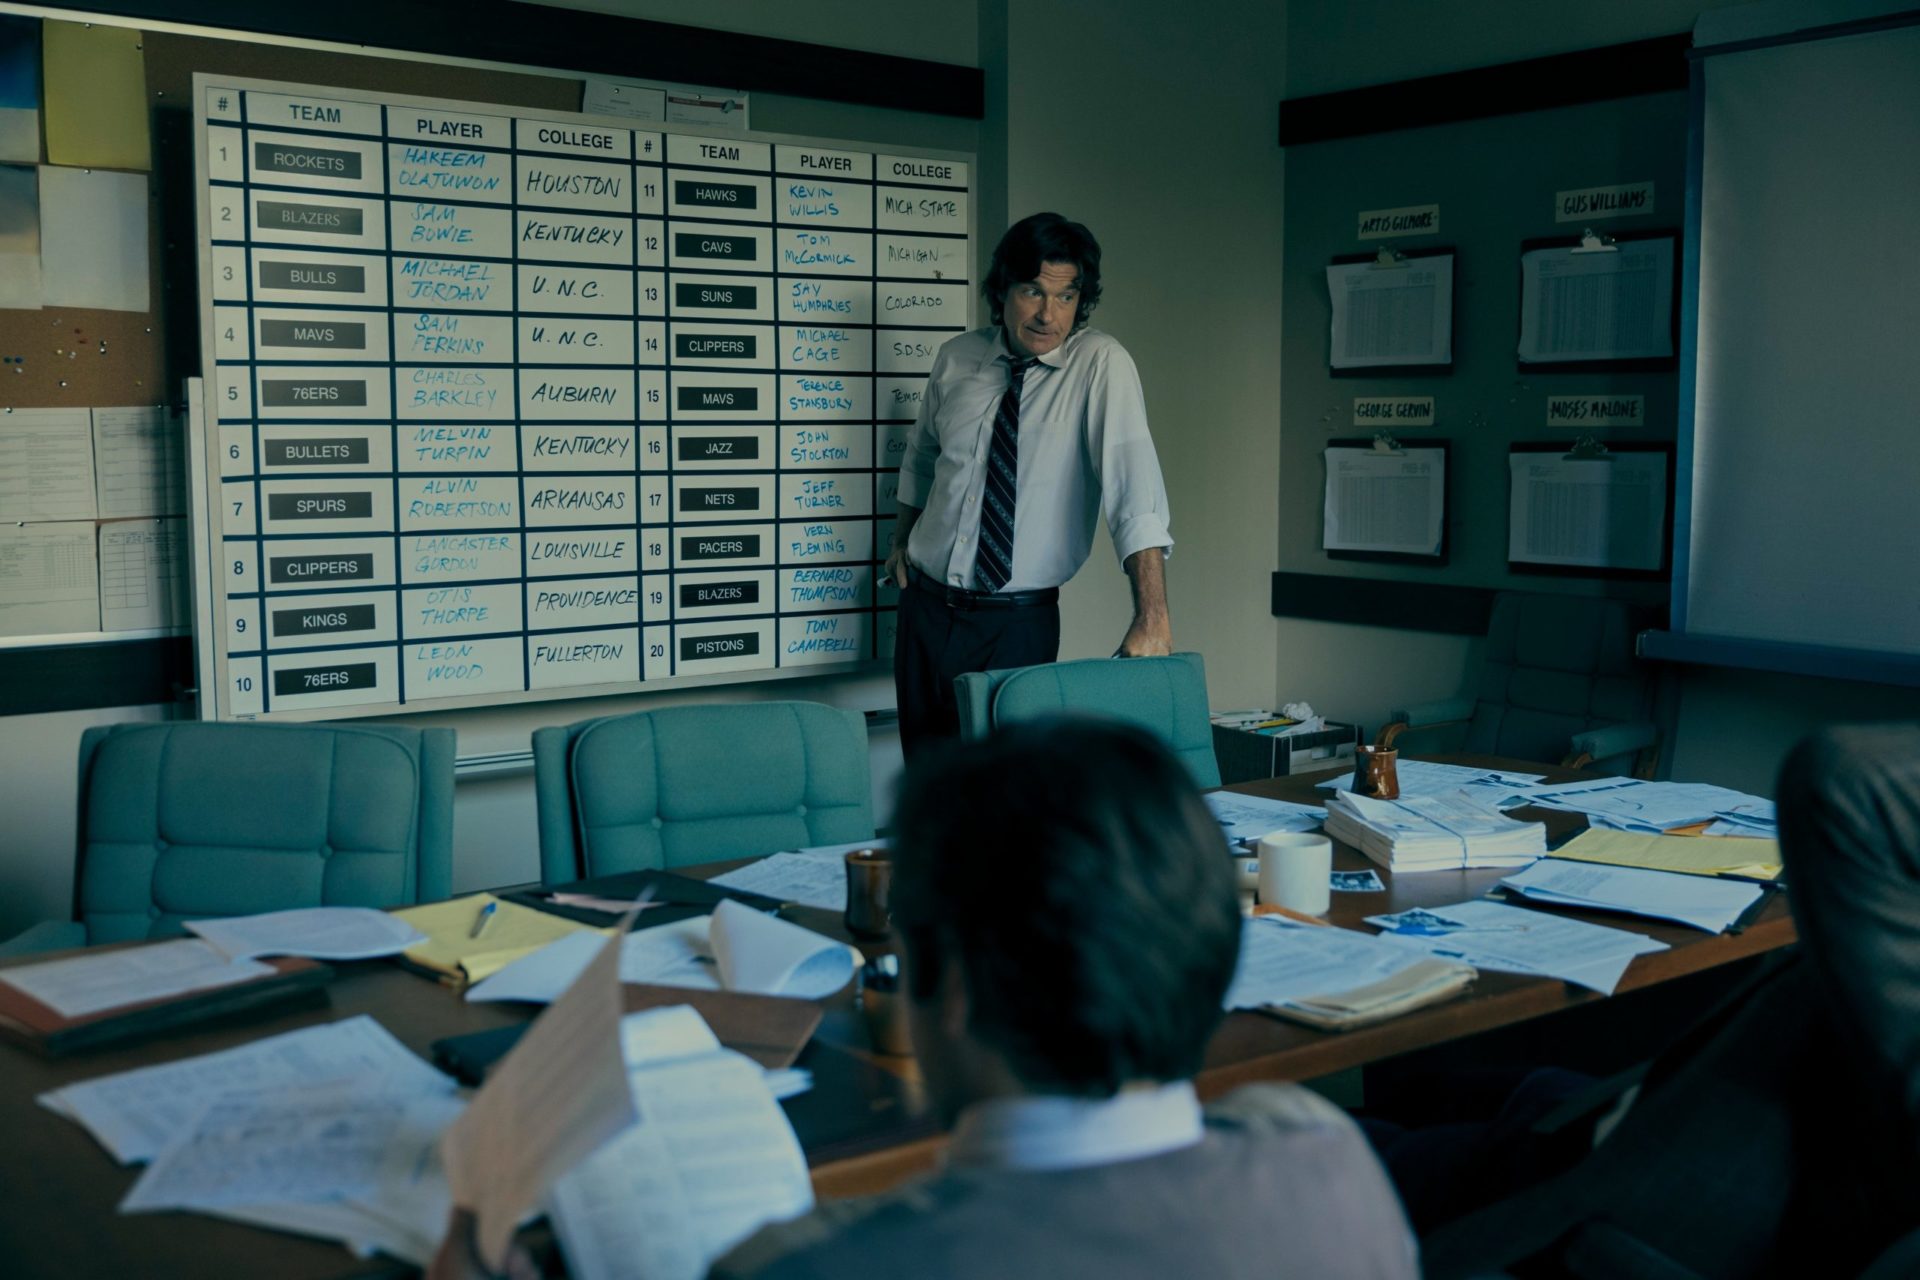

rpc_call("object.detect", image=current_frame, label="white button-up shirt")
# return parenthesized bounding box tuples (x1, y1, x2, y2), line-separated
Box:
(898, 326, 1173, 592)
(947, 1081, 1206, 1172)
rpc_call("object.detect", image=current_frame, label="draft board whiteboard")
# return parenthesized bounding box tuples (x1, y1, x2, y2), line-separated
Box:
(191, 74, 974, 721)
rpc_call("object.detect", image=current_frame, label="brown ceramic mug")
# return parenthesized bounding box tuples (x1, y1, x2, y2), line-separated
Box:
(843, 847, 893, 941)
(1352, 745, 1400, 799)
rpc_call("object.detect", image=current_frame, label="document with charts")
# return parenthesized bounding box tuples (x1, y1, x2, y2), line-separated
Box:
(1322, 446, 1445, 557)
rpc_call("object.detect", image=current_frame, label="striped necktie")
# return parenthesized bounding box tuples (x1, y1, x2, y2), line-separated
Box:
(973, 355, 1038, 592)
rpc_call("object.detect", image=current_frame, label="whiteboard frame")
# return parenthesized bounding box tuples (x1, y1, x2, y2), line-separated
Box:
(191, 72, 975, 723)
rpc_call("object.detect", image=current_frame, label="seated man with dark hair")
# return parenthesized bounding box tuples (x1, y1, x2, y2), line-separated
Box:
(716, 717, 1417, 1279)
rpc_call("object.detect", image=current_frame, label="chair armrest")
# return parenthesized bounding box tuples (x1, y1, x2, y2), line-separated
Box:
(1566, 721, 1660, 775)
(0, 920, 87, 958)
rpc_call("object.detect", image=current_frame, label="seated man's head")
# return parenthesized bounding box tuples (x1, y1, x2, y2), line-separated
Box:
(889, 717, 1240, 1119)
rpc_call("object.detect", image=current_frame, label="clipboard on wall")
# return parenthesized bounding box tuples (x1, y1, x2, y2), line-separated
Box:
(1515, 229, 1680, 372)
(1506, 440, 1674, 579)
(1322, 436, 1450, 566)
(1325, 246, 1457, 376)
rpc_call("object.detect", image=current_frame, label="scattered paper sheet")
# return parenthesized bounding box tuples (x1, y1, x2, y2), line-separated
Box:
(1316, 758, 1545, 799)
(41, 20, 149, 170)
(1499, 859, 1765, 933)
(709, 839, 889, 912)
(1369, 898, 1668, 995)
(0, 407, 96, 520)
(187, 907, 426, 961)
(0, 17, 41, 164)
(1322, 446, 1445, 556)
(1224, 916, 1455, 1010)
(1498, 777, 1770, 834)
(1204, 792, 1326, 843)
(393, 892, 611, 983)
(39, 165, 149, 311)
(550, 1008, 812, 1280)
(466, 905, 853, 1004)
(93, 406, 185, 518)
(98, 518, 187, 631)
(0, 938, 271, 1018)
(0, 161, 40, 307)
(1508, 452, 1667, 571)
(441, 921, 637, 1270)
(1331, 869, 1386, 893)
(38, 1015, 453, 1164)
(122, 1080, 420, 1212)
(0, 520, 99, 636)
(1326, 255, 1453, 368)
(1551, 827, 1782, 882)
(1518, 237, 1675, 363)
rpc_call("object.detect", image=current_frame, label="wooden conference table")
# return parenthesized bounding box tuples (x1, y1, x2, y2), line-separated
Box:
(0, 756, 1797, 1278)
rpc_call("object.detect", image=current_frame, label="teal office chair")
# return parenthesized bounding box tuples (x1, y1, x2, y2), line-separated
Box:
(1378, 592, 1661, 776)
(533, 701, 874, 883)
(954, 653, 1222, 789)
(0, 721, 456, 957)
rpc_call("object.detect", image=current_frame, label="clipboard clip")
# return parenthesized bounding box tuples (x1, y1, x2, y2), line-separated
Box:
(1370, 432, 1406, 456)
(1571, 227, 1618, 254)
(1369, 246, 1408, 270)
(1564, 434, 1612, 461)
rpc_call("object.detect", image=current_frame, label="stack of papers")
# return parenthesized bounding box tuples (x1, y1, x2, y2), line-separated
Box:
(1323, 790, 1546, 872)
(466, 900, 855, 1004)
(1368, 899, 1668, 995)
(1316, 759, 1546, 801)
(1204, 792, 1327, 843)
(549, 1005, 815, 1280)
(187, 907, 426, 961)
(1224, 916, 1476, 1029)
(39, 1015, 460, 1265)
(1551, 827, 1782, 882)
(1493, 777, 1774, 835)
(0, 939, 272, 1018)
(1499, 859, 1766, 933)
(708, 838, 888, 912)
(1704, 800, 1776, 839)
(391, 893, 612, 983)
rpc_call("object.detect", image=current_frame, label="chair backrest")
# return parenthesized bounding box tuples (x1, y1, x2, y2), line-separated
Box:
(954, 653, 1222, 789)
(532, 701, 874, 883)
(1467, 593, 1654, 765)
(74, 721, 456, 944)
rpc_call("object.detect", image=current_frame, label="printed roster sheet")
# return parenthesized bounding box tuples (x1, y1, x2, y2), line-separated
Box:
(1323, 446, 1445, 557)
(1508, 451, 1667, 571)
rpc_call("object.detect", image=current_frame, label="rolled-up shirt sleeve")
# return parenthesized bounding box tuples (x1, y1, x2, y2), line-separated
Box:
(1085, 342, 1173, 564)
(894, 350, 944, 509)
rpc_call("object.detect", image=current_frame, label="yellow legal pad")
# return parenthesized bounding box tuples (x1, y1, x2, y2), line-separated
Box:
(391, 894, 612, 983)
(1552, 828, 1782, 882)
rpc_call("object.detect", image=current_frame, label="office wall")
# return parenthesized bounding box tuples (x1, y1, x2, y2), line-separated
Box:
(1277, 0, 1920, 782)
(990, 0, 1288, 712)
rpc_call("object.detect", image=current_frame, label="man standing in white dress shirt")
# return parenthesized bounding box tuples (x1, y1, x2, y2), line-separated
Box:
(885, 212, 1175, 755)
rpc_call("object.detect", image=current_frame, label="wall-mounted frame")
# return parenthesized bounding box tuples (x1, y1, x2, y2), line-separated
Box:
(1507, 440, 1673, 579)
(1322, 437, 1450, 566)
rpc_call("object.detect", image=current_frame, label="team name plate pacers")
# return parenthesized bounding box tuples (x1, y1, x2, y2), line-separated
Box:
(199, 75, 974, 717)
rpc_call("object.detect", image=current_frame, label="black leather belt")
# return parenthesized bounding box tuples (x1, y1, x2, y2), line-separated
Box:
(908, 566, 1059, 610)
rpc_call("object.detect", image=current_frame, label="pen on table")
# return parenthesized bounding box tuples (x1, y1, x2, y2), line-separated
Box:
(468, 901, 498, 939)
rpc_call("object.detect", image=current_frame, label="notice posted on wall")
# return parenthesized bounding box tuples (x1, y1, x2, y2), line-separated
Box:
(1508, 451, 1667, 571)
(1323, 446, 1445, 558)
(1518, 237, 1674, 364)
(1326, 255, 1453, 369)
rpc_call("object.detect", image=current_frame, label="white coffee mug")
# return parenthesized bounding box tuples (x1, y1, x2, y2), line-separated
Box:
(1257, 832, 1333, 915)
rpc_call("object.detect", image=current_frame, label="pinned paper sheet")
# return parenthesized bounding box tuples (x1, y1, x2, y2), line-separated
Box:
(0, 407, 95, 520)
(0, 16, 39, 164)
(99, 518, 187, 631)
(42, 20, 150, 170)
(0, 520, 98, 636)
(39, 166, 149, 311)
(94, 406, 185, 518)
(0, 161, 40, 307)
